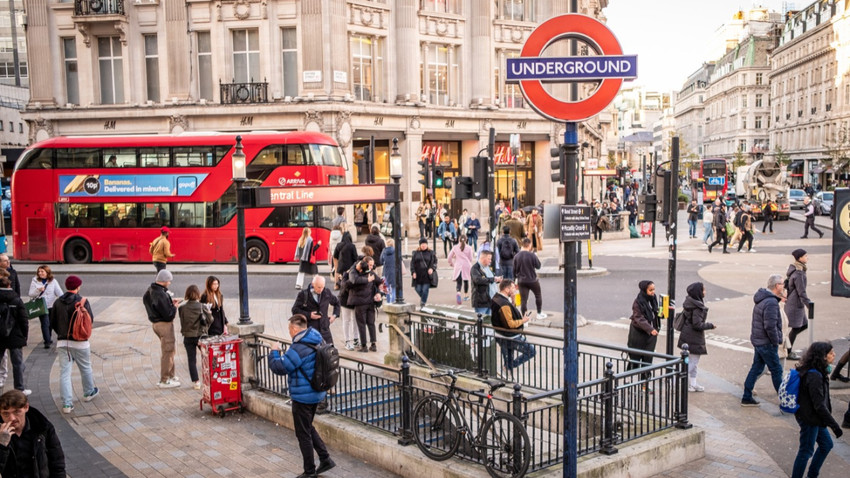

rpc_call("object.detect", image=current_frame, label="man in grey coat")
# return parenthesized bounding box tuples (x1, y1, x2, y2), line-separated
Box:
(785, 249, 812, 360)
(741, 274, 786, 406)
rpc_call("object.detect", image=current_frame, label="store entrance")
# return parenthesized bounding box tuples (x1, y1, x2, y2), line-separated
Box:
(494, 169, 533, 210)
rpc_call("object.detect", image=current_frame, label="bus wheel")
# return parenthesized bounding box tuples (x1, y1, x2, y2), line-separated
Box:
(245, 239, 268, 264)
(64, 239, 92, 264)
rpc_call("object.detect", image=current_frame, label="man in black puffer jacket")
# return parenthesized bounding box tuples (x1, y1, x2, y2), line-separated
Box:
(143, 270, 179, 389)
(0, 276, 28, 395)
(0, 390, 65, 478)
(346, 258, 382, 353)
(741, 274, 785, 406)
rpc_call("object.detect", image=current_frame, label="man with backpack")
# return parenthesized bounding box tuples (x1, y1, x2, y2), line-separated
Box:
(496, 226, 519, 281)
(741, 274, 786, 406)
(269, 314, 335, 478)
(49, 275, 98, 413)
(0, 276, 28, 397)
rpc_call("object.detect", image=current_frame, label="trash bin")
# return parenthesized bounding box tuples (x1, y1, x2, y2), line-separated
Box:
(199, 335, 244, 418)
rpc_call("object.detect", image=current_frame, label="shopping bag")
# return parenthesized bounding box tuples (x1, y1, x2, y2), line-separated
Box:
(25, 297, 47, 319)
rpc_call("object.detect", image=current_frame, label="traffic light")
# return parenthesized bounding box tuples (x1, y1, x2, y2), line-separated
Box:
(357, 146, 372, 184)
(433, 167, 445, 188)
(659, 170, 673, 225)
(639, 193, 657, 222)
(454, 176, 474, 199)
(472, 155, 489, 199)
(550, 145, 565, 183)
(417, 155, 431, 189)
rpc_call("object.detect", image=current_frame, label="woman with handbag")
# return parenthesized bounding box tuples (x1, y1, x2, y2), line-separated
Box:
(200, 276, 228, 336)
(28, 265, 63, 349)
(179, 285, 212, 390)
(294, 227, 321, 290)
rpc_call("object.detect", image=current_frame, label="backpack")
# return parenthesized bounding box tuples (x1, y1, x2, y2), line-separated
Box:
(672, 310, 686, 332)
(778, 368, 811, 414)
(499, 237, 517, 261)
(70, 297, 93, 341)
(299, 341, 340, 392)
(0, 303, 14, 337)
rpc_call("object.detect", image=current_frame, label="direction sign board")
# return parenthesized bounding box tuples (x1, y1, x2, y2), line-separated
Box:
(707, 177, 725, 186)
(506, 14, 637, 123)
(254, 184, 399, 208)
(559, 205, 591, 242)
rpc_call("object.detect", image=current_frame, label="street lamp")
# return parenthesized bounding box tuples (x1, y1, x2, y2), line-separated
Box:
(390, 138, 405, 305)
(232, 136, 252, 325)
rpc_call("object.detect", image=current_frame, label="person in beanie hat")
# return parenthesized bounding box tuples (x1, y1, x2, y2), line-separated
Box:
(49, 275, 98, 413)
(143, 270, 180, 388)
(149, 226, 175, 272)
(410, 238, 437, 307)
(785, 249, 812, 360)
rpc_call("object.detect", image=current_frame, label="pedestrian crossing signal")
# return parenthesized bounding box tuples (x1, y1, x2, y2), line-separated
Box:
(433, 168, 445, 188)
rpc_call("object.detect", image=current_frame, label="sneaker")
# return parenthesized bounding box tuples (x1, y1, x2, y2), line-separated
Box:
(193, 381, 201, 390)
(158, 379, 180, 389)
(741, 398, 760, 407)
(738, 249, 746, 253)
(369, 343, 377, 352)
(62, 404, 74, 414)
(688, 385, 705, 392)
(21, 389, 31, 396)
(456, 293, 462, 305)
(316, 458, 336, 474)
(345, 341, 355, 351)
(831, 375, 850, 383)
(172, 376, 181, 382)
(295, 472, 318, 478)
(83, 387, 99, 402)
(787, 351, 802, 361)
(353, 339, 360, 348)
(749, 249, 756, 253)
(537, 312, 548, 320)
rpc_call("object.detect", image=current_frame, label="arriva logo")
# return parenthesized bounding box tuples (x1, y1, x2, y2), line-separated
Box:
(278, 177, 307, 186)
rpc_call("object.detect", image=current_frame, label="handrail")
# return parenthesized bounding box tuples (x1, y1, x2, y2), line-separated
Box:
(387, 323, 438, 372)
(255, 332, 399, 374)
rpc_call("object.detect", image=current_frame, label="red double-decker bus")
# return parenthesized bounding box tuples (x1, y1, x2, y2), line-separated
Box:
(699, 158, 728, 202)
(12, 131, 347, 264)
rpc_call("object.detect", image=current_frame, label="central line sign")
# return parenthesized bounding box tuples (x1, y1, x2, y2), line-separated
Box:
(254, 184, 399, 207)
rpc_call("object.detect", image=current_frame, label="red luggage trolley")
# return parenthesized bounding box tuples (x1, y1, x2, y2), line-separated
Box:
(199, 335, 244, 417)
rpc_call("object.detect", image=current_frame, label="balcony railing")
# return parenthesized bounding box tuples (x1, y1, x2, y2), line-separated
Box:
(219, 79, 269, 104)
(75, 0, 125, 16)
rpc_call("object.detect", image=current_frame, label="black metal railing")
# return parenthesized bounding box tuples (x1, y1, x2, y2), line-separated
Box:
(250, 331, 689, 473)
(74, 0, 125, 16)
(220, 79, 269, 104)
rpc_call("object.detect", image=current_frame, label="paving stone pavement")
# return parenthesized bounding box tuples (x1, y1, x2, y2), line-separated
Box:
(13, 296, 398, 478)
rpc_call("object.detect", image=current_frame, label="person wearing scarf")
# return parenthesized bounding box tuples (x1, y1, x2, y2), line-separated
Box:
(627, 280, 660, 379)
(678, 282, 716, 392)
(785, 249, 811, 361)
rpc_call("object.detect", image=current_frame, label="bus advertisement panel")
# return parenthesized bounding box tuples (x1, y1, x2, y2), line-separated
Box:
(12, 132, 347, 264)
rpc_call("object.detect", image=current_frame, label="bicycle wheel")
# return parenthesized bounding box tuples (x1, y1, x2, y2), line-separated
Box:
(480, 412, 530, 478)
(412, 395, 462, 461)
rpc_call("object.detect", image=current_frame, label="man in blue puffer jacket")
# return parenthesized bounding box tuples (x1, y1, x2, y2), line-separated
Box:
(269, 314, 335, 478)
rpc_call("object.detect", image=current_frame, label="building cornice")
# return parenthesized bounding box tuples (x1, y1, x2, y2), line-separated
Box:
(768, 47, 833, 78)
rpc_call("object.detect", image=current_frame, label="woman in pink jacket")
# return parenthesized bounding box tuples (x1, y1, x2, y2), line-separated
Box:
(448, 235, 475, 304)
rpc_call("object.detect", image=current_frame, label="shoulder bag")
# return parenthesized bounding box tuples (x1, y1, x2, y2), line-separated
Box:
(25, 290, 47, 319)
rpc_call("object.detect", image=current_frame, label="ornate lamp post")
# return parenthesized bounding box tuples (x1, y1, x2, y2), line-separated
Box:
(390, 138, 405, 304)
(232, 136, 252, 324)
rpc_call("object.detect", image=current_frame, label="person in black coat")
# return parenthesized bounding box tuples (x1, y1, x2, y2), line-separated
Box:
(471, 250, 499, 316)
(677, 282, 716, 392)
(200, 276, 228, 336)
(791, 342, 842, 478)
(333, 232, 358, 289)
(410, 238, 438, 307)
(0, 277, 28, 394)
(627, 280, 659, 381)
(346, 258, 382, 352)
(708, 204, 729, 253)
(0, 255, 20, 297)
(0, 390, 65, 478)
(364, 225, 386, 268)
(291, 275, 341, 345)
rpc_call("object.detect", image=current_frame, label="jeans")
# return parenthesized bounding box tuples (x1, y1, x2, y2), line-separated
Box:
(474, 307, 490, 318)
(496, 335, 536, 370)
(469, 237, 478, 252)
(742, 344, 784, 400)
(39, 314, 52, 345)
(500, 261, 514, 280)
(791, 419, 833, 478)
(0, 348, 25, 390)
(183, 337, 200, 383)
(152, 321, 177, 383)
(292, 401, 331, 474)
(688, 219, 697, 237)
(414, 283, 430, 305)
(385, 285, 395, 304)
(702, 223, 714, 243)
(59, 346, 95, 407)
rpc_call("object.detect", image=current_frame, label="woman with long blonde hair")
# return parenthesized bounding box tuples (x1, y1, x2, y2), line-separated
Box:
(295, 227, 321, 289)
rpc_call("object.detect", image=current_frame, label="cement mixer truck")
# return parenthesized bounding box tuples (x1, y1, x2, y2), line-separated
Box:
(740, 157, 791, 220)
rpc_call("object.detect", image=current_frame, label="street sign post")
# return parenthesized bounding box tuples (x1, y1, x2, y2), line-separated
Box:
(509, 10, 636, 477)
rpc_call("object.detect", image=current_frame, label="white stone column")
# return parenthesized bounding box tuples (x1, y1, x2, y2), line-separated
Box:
(470, 0, 491, 106)
(394, 0, 419, 102)
(24, 0, 54, 105)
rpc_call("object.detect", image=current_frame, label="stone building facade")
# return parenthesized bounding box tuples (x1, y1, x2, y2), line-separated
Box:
(769, 0, 850, 188)
(673, 63, 714, 160)
(22, 0, 613, 232)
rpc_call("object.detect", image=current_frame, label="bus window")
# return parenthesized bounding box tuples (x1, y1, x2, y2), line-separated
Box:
(174, 146, 217, 167)
(206, 184, 237, 227)
(251, 146, 283, 166)
(56, 148, 101, 169)
(285, 145, 307, 166)
(15, 148, 53, 170)
(103, 148, 137, 168)
(176, 203, 205, 227)
(103, 203, 137, 227)
(139, 148, 171, 167)
(56, 203, 102, 227)
(316, 205, 335, 229)
(309, 144, 344, 167)
(262, 206, 314, 228)
(142, 203, 171, 227)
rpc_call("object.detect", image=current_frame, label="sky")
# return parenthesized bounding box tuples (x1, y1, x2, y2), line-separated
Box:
(603, 0, 789, 93)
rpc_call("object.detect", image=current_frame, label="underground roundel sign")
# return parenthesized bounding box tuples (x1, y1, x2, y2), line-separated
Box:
(506, 14, 637, 123)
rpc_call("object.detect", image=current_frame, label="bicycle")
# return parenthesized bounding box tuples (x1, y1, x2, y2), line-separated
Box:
(412, 370, 530, 478)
